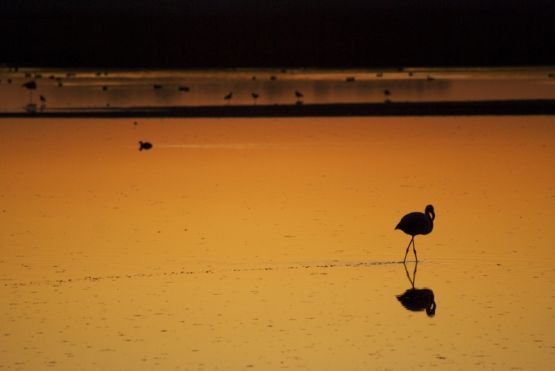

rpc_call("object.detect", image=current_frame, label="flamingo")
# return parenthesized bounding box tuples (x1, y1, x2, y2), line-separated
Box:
(395, 204, 435, 262)
(251, 92, 259, 104)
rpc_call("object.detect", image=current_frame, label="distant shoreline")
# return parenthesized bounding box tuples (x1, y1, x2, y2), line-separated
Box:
(2, 99, 555, 118)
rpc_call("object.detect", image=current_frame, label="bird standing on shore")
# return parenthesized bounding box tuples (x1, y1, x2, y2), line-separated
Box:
(384, 89, 392, 103)
(251, 92, 259, 104)
(396, 205, 435, 262)
(294, 90, 303, 104)
(22, 80, 37, 104)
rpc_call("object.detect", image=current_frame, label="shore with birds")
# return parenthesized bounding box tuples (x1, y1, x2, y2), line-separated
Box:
(2, 70, 555, 369)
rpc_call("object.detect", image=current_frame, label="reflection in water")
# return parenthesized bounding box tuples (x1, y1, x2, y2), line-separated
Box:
(396, 262, 436, 317)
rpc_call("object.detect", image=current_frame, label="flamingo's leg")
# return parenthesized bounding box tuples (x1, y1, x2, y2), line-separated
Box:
(403, 237, 414, 263)
(412, 238, 418, 262)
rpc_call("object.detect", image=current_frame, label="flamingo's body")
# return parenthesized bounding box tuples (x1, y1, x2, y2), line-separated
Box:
(396, 205, 435, 262)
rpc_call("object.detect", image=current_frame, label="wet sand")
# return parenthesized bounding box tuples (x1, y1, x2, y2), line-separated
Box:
(1, 116, 555, 369)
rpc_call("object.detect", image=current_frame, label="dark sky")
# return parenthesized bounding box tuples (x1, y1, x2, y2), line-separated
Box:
(1, 1, 554, 68)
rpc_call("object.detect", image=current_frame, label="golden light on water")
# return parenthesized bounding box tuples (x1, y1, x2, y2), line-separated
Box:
(1, 115, 555, 369)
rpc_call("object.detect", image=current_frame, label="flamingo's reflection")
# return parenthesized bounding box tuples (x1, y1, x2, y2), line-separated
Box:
(396, 261, 436, 317)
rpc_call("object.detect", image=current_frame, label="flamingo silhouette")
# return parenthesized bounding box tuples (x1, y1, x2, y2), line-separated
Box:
(396, 261, 436, 317)
(396, 204, 435, 262)
(251, 92, 259, 105)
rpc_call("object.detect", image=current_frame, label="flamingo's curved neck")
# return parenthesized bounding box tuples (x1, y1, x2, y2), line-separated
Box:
(427, 210, 435, 222)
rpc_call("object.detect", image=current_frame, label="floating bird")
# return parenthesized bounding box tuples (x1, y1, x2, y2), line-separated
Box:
(224, 92, 233, 103)
(153, 84, 163, 90)
(251, 92, 259, 104)
(396, 204, 435, 262)
(178, 86, 190, 92)
(139, 141, 153, 151)
(345, 76, 356, 82)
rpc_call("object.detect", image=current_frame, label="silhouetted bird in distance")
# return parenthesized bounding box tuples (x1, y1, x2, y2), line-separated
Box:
(251, 92, 259, 104)
(39, 95, 46, 103)
(224, 92, 233, 103)
(396, 204, 435, 262)
(22, 81, 37, 90)
(384, 89, 392, 103)
(294, 90, 304, 104)
(178, 86, 190, 92)
(139, 141, 153, 151)
(153, 84, 163, 90)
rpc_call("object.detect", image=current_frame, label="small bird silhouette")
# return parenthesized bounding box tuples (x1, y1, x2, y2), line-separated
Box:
(396, 205, 435, 262)
(178, 86, 190, 92)
(22, 81, 37, 90)
(251, 92, 259, 104)
(384, 89, 392, 103)
(39, 95, 46, 103)
(153, 84, 163, 90)
(224, 92, 233, 103)
(294, 90, 304, 104)
(139, 141, 153, 151)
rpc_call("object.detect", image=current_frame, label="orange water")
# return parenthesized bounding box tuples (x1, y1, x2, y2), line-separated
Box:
(1, 116, 555, 369)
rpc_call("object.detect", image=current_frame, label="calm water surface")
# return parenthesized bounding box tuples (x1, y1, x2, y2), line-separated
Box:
(1, 115, 555, 369)
(1, 67, 555, 112)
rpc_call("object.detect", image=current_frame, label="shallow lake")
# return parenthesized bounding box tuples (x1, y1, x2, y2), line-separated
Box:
(1, 115, 555, 369)
(1, 67, 555, 112)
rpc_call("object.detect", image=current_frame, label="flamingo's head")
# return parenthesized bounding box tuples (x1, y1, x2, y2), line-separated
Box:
(425, 204, 435, 221)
